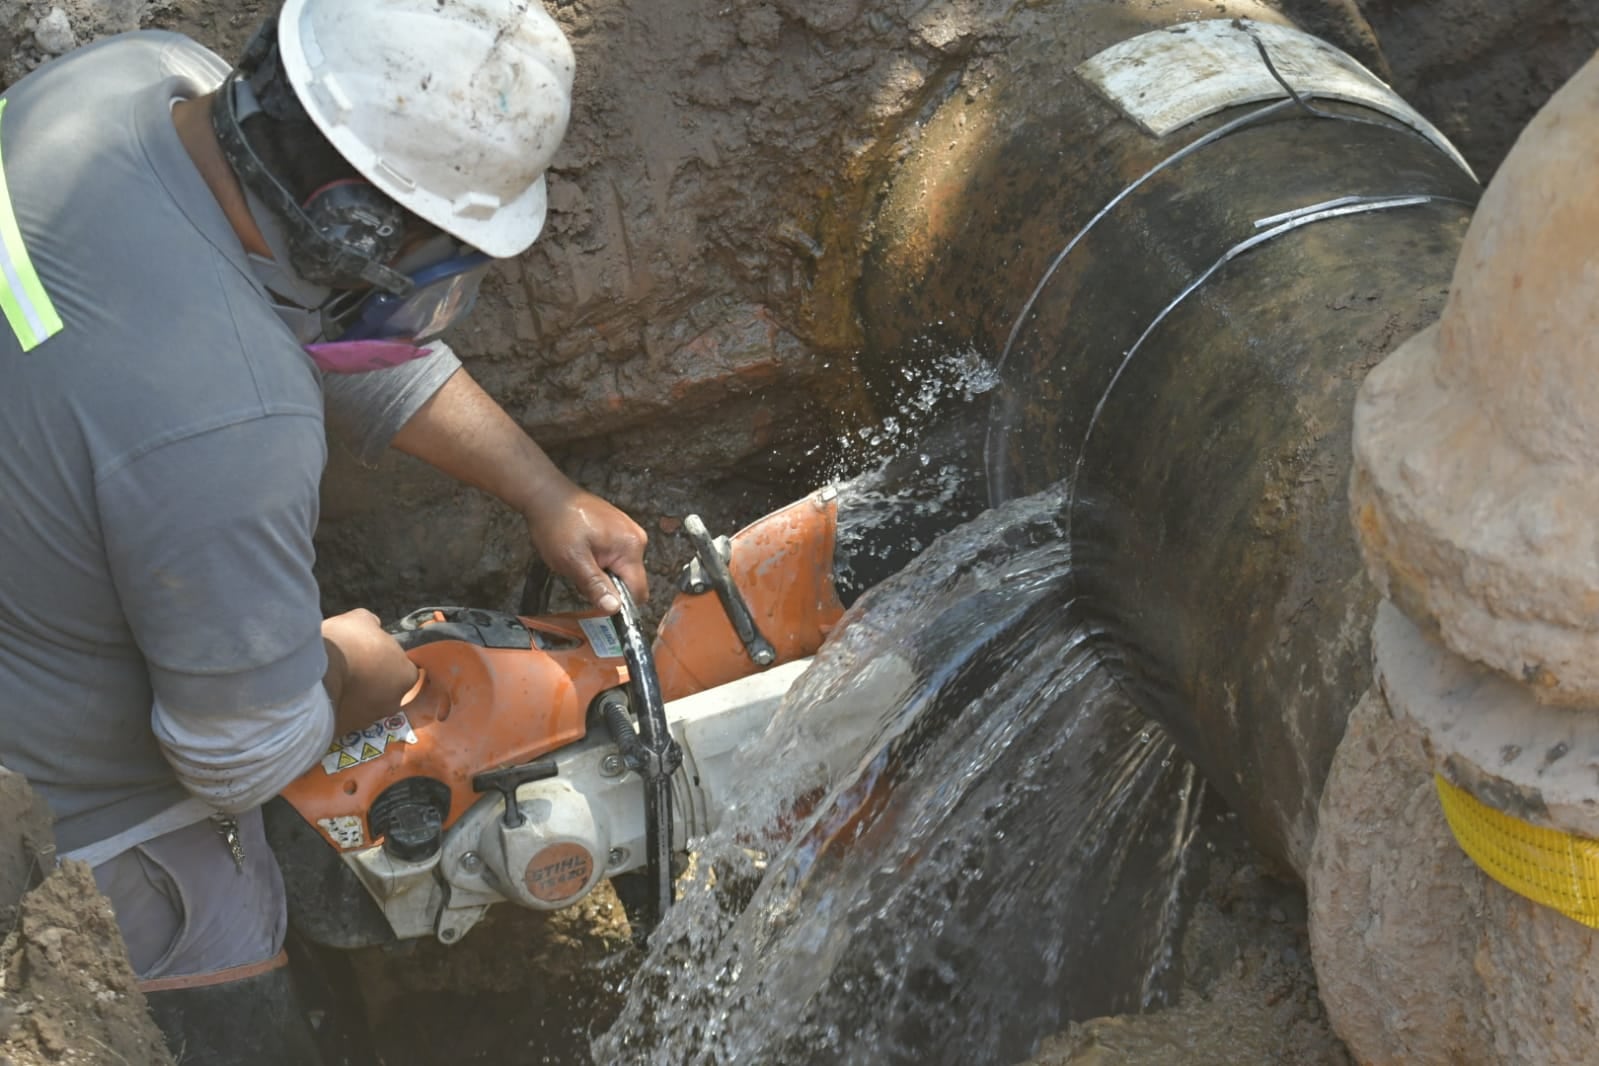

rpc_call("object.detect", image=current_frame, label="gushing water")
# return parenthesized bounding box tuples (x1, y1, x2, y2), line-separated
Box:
(804, 344, 999, 482)
(596, 484, 1205, 1065)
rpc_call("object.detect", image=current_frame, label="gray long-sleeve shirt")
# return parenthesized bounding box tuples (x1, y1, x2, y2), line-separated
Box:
(0, 31, 460, 852)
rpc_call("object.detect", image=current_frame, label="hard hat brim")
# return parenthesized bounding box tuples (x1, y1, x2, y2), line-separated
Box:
(275, 0, 557, 258)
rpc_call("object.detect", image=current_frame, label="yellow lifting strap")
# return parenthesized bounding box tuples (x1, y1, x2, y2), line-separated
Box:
(1435, 773, 1599, 929)
(0, 98, 63, 352)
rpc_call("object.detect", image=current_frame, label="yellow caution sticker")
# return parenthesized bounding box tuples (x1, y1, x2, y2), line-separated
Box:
(321, 712, 418, 774)
(1435, 774, 1599, 928)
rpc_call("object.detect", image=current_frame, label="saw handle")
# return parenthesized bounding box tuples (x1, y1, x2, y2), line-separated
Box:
(471, 758, 559, 829)
(683, 515, 776, 667)
(609, 573, 681, 934)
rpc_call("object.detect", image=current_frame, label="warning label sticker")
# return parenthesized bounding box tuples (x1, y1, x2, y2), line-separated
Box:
(317, 815, 366, 849)
(579, 617, 624, 659)
(321, 712, 418, 775)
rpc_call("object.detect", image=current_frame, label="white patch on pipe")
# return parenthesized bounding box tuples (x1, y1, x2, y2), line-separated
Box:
(1076, 20, 1475, 180)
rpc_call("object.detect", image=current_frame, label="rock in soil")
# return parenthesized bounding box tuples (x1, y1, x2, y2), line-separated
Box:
(0, 772, 171, 1066)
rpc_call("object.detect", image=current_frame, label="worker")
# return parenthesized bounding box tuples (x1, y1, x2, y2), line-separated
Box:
(0, 0, 646, 1061)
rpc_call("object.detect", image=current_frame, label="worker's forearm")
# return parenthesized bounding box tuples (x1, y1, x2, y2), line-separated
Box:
(322, 611, 420, 735)
(321, 639, 363, 735)
(389, 367, 574, 520)
(389, 365, 650, 612)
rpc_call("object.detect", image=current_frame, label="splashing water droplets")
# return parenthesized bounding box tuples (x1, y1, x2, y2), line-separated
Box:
(595, 488, 1204, 1064)
(817, 346, 1000, 483)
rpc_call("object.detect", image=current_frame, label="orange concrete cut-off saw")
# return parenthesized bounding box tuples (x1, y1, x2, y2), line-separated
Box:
(265, 489, 848, 950)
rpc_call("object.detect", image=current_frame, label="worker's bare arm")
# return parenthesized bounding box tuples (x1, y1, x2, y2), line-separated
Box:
(389, 367, 649, 613)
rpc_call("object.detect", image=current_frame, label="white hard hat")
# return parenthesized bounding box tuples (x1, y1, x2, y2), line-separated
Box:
(275, 0, 575, 258)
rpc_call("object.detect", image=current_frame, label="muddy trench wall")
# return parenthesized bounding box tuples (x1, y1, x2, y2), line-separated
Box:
(3, 0, 1591, 627)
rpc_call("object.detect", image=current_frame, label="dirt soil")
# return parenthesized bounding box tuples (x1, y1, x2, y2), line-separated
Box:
(346, 886, 638, 1065)
(0, 865, 174, 1066)
(10, 0, 1584, 629)
(0, 770, 172, 1066)
(0, 0, 1594, 1063)
(1025, 811, 1352, 1066)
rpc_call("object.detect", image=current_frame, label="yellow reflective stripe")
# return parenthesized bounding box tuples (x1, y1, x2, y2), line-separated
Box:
(0, 98, 63, 352)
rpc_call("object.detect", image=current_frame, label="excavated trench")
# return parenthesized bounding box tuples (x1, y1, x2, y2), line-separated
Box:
(0, 1, 1595, 1064)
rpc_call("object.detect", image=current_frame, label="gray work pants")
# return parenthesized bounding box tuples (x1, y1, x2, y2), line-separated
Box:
(90, 808, 287, 982)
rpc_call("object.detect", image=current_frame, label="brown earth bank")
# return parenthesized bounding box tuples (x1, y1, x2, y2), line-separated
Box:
(1024, 811, 1351, 1066)
(0, 770, 172, 1066)
(5, 0, 1588, 626)
(0, 0, 1594, 1063)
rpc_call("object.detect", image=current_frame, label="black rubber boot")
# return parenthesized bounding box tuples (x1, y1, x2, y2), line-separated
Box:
(144, 961, 325, 1066)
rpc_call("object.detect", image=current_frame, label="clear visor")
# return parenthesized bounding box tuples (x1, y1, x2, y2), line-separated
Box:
(328, 248, 492, 344)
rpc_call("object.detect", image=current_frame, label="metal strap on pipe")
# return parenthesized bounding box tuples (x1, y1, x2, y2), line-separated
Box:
(991, 96, 1295, 384)
(989, 31, 1477, 518)
(1066, 191, 1472, 512)
(994, 36, 1468, 392)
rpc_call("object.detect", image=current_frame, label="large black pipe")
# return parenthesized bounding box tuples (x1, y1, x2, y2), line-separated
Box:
(856, 2, 1477, 872)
